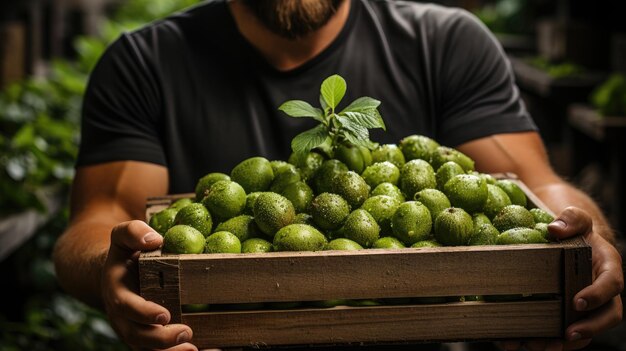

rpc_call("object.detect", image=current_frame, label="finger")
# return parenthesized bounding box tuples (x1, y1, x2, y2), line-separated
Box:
(104, 275, 172, 325)
(111, 220, 163, 254)
(547, 207, 592, 240)
(121, 321, 193, 350)
(574, 241, 624, 311)
(138, 343, 198, 351)
(565, 296, 623, 341)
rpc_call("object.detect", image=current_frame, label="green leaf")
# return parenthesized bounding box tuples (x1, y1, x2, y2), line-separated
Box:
(341, 111, 386, 130)
(340, 96, 381, 114)
(278, 100, 324, 122)
(320, 74, 346, 110)
(336, 115, 370, 141)
(291, 124, 330, 155)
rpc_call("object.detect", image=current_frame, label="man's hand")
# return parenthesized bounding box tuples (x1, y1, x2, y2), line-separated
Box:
(102, 220, 198, 351)
(500, 206, 623, 351)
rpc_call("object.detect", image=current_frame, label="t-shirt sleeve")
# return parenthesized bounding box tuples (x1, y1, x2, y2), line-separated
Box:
(76, 32, 166, 168)
(433, 9, 537, 147)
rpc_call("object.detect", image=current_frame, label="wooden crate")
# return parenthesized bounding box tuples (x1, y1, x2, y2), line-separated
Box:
(139, 175, 591, 349)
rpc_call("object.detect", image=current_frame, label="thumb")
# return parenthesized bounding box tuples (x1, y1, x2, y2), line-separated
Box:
(110, 220, 163, 254)
(547, 206, 593, 240)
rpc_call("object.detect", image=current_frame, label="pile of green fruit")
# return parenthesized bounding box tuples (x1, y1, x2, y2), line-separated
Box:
(148, 75, 555, 255)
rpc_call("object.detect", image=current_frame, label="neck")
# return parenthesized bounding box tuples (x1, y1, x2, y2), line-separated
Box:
(228, 0, 351, 71)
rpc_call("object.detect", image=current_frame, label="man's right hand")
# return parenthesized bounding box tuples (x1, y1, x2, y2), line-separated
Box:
(102, 219, 198, 351)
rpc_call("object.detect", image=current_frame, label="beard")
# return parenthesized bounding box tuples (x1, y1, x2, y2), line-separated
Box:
(241, 0, 345, 39)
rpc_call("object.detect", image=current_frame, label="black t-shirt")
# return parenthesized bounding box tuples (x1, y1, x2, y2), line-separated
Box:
(77, 0, 536, 194)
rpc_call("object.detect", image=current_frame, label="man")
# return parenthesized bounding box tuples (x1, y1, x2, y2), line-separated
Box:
(53, 0, 623, 350)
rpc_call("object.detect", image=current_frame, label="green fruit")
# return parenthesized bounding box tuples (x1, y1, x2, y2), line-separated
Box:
(495, 179, 527, 207)
(399, 135, 440, 163)
(435, 161, 465, 190)
(270, 167, 301, 193)
(335, 144, 372, 174)
(270, 160, 296, 175)
(360, 195, 402, 236)
(310, 193, 351, 230)
(253, 192, 296, 238)
(443, 174, 488, 214)
(312, 159, 349, 194)
(468, 223, 499, 245)
(337, 209, 381, 248)
(472, 172, 496, 185)
(170, 197, 194, 210)
(371, 144, 406, 169)
(483, 184, 512, 219)
(530, 208, 555, 224)
(215, 215, 259, 242)
(293, 212, 314, 225)
(162, 225, 205, 254)
(347, 299, 382, 307)
(415, 188, 451, 223)
(492, 205, 535, 232)
(371, 182, 405, 202)
(372, 237, 406, 249)
(434, 207, 474, 246)
(174, 203, 213, 237)
(230, 156, 274, 193)
(204, 231, 242, 253)
(361, 161, 401, 188)
(244, 192, 262, 215)
(430, 146, 475, 172)
(497, 227, 549, 245)
(472, 213, 492, 227)
(411, 240, 441, 248)
(288, 151, 325, 180)
(182, 304, 210, 313)
(325, 238, 364, 251)
(280, 181, 314, 213)
(201, 180, 246, 221)
(534, 222, 550, 239)
(195, 173, 231, 201)
(241, 238, 273, 253)
(400, 159, 437, 199)
(332, 171, 370, 208)
(273, 224, 328, 252)
(308, 299, 350, 308)
(391, 201, 432, 245)
(149, 208, 178, 235)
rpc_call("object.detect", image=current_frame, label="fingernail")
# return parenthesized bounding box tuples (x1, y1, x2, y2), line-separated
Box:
(156, 313, 168, 324)
(575, 298, 588, 311)
(569, 332, 581, 341)
(549, 219, 567, 230)
(143, 232, 160, 243)
(176, 330, 190, 343)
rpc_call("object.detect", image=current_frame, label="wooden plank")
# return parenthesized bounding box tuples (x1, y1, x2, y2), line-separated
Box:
(562, 237, 592, 332)
(175, 246, 562, 304)
(183, 301, 562, 348)
(139, 255, 182, 322)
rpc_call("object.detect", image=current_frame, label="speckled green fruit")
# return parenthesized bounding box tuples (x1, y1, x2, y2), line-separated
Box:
(435, 161, 465, 190)
(338, 209, 380, 248)
(335, 144, 372, 174)
(411, 240, 441, 248)
(430, 146, 475, 172)
(472, 213, 492, 227)
(468, 223, 499, 245)
(415, 188, 451, 223)
(288, 151, 325, 180)
(204, 231, 241, 253)
(230, 156, 274, 193)
(244, 192, 262, 215)
(371, 182, 405, 202)
(293, 212, 314, 225)
(362, 161, 401, 188)
(215, 215, 259, 242)
(170, 197, 194, 210)
(360, 195, 402, 236)
(443, 174, 488, 214)
(241, 238, 273, 253)
(497, 227, 548, 244)
(270, 160, 296, 176)
(174, 202, 213, 237)
(472, 172, 496, 185)
(195, 173, 230, 201)
(201, 180, 246, 221)
(253, 192, 295, 238)
(530, 208, 554, 224)
(483, 184, 512, 219)
(162, 225, 205, 254)
(400, 159, 437, 200)
(310, 193, 351, 230)
(270, 167, 301, 193)
(372, 237, 406, 249)
(492, 205, 535, 232)
(149, 208, 178, 235)
(371, 144, 406, 169)
(434, 207, 474, 246)
(332, 171, 370, 208)
(280, 181, 314, 213)
(325, 238, 364, 251)
(312, 159, 349, 194)
(399, 135, 440, 163)
(495, 179, 527, 207)
(391, 201, 432, 245)
(534, 222, 549, 239)
(273, 224, 328, 252)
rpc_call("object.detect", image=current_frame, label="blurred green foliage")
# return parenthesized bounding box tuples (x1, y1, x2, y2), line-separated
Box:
(0, 0, 200, 350)
(591, 73, 626, 117)
(525, 56, 586, 78)
(473, 0, 532, 35)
